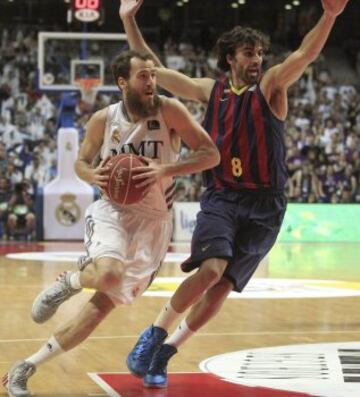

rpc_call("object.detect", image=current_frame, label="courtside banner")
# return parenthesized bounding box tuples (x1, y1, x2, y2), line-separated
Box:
(279, 204, 360, 242)
(173, 202, 200, 242)
(172, 203, 360, 243)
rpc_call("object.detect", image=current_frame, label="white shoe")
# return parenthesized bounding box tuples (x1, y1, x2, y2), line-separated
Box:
(3, 360, 36, 397)
(31, 271, 81, 323)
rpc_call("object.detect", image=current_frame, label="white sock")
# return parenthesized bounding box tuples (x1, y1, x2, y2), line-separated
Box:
(26, 336, 64, 367)
(165, 319, 195, 349)
(70, 271, 82, 290)
(154, 301, 181, 331)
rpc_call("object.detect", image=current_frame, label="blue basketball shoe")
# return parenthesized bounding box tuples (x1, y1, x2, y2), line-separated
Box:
(126, 325, 167, 378)
(144, 344, 177, 388)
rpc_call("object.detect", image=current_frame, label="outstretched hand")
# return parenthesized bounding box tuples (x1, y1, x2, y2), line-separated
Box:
(119, 0, 144, 20)
(321, 0, 349, 17)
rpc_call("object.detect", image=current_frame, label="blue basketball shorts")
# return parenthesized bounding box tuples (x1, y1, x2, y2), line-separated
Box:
(181, 188, 287, 292)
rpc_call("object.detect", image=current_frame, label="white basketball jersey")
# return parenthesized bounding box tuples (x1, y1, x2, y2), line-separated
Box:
(100, 97, 180, 214)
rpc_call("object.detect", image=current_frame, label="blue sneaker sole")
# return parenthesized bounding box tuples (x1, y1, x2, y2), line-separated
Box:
(144, 381, 167, 389)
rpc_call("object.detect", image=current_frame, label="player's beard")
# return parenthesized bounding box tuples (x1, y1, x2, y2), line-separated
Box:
(126, 87, 161, 118)
(236, 64, 260, 85)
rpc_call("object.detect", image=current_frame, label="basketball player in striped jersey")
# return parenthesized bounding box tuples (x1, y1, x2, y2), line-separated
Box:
(120, 0, 350, 388)
(3, 50, 219, 397)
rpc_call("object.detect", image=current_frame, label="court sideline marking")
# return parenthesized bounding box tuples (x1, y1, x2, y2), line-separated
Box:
(1, 329, 360, 343)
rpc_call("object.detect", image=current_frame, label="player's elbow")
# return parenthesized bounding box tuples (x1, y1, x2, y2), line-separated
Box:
(74, 160, 80, 176)
(74, 159, 84, 178)
(213, 147, 221, 167)
(297, 49, 320, 67)
(206, 144, 221, 168)
(74, 158, 91, 182)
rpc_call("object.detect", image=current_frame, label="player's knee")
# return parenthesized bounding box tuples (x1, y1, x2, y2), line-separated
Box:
(198, 263, 224, 287)
(209, 278, 234, 299)
(97, 265, 123, 290)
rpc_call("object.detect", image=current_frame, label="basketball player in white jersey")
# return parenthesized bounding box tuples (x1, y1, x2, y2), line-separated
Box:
(3, 50, 220, 397)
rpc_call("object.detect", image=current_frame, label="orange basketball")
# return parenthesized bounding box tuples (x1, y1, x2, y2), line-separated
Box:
(104, 154, 146, 206)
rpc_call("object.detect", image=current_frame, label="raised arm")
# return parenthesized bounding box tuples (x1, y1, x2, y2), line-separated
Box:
(119, 0, 164, 67)
(155, 68, 214, 103)
(120, 0, 215, 103)
(261, 0, 349, 117)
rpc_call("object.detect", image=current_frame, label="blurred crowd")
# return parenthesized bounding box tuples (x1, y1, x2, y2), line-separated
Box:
(0, 26, 359, 239)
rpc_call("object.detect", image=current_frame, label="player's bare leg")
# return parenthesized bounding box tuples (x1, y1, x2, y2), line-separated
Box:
(4, 292, 115, 397)
(32, 257, 123, 323)
(79, 257, 124, 291)
(54, 291, 115, 350)
(143, 278, 233, 388)
(169, 258, 228, 314)
(185, 277, 233, 331)
(127, 258, 228, 378)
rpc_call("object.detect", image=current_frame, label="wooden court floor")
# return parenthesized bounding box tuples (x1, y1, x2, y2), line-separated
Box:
(0, 241, 360, 396)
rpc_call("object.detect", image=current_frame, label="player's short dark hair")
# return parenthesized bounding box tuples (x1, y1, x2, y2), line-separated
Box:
(111, 50, 154, 83)
(216, 26, 270, 72)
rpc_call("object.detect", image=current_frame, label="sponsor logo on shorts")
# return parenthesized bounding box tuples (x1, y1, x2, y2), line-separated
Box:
(201, 244, 211, 252)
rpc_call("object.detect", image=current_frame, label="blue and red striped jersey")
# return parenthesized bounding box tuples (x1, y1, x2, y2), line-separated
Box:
(202, 78, 287, 191)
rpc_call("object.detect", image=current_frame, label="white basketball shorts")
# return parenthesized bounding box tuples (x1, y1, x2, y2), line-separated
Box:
(83, 199, 173, 304)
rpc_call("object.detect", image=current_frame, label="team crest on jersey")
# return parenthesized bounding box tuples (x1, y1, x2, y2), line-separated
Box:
(55, 194, 81, 226)
(111, 129, 121, 144)
(147, 119, 160, 130)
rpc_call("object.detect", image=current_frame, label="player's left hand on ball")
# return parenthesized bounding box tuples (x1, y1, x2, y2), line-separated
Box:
(132, 157, 166, 196)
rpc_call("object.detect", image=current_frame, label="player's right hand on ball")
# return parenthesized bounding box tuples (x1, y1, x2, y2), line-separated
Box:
(132, 156, 165, 197)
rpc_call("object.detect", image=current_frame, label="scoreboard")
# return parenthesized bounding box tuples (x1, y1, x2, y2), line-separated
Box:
(72, 0, 103, 23)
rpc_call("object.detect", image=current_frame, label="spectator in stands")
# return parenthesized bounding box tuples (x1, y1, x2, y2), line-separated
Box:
(6, 181, 35, 240)
(289, 161, 324, 203)
(0, 21, 359, 208)
(24, 155, 49, 193)
(0, 83, 13, 119)
(322, 165, 339, 202)
(0, 177, 11, 237)
(0, 142, 8, 175)
(340, 164, 358, 199)
(6, 162, 23, 189)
